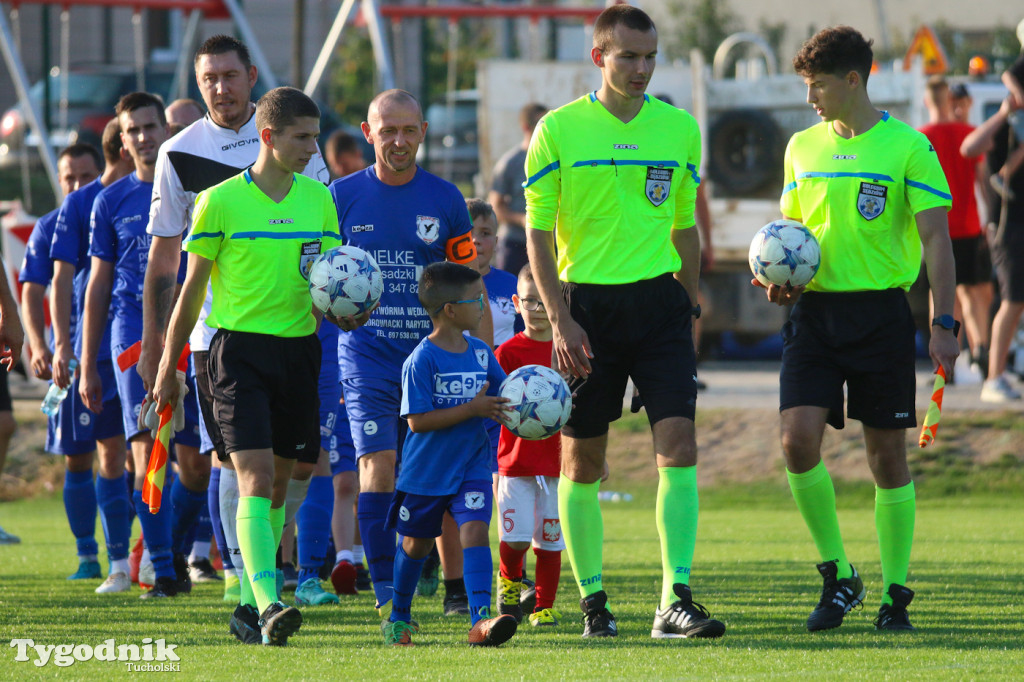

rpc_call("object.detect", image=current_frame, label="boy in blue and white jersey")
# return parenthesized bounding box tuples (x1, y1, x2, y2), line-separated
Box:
(81, 92, 201, 598)
(381, 261, 516, 647)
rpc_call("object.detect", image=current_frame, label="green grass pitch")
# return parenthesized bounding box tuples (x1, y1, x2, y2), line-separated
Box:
(1, 490, 1022, 679)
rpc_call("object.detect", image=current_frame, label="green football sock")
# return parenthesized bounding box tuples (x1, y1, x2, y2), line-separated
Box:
(236, 496, 278, 613)
(875, 482, 915, 606)
(270, 504, 285, 551)
(787, 461, 852, 580)
(239, 567, 257, 609)
(558, 475, 605, 600)
(657, 466, 698, 609)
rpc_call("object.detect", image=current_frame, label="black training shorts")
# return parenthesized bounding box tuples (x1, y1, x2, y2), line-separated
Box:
(193, 350, 225, 461)
(560, 273, 697, 439)
(991, 223, 1024, 303)
(208, 329, 321, 463)
(0, 369, 10, 412)
(951, 234, 992, 287)
(780, 289, 916, 430)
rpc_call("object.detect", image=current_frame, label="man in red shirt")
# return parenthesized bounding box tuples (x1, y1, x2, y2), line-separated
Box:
(920, 76, 993, 378)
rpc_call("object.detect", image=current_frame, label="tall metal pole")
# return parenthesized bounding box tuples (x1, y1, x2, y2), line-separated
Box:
(303, 0, 359, 97)
(362, 0, 396, 90)
(292, 0, 305, 87)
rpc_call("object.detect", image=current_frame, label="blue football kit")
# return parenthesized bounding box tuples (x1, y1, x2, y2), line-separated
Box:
(51, 178, 122, 443)
(89, 173, 198, 445)
(329, 166, 474, 457)
(20, 210, 95, 457)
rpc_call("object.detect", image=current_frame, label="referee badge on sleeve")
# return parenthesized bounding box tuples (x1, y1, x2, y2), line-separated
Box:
(857, 182, 887, 221)
(645, 167, 673, 207)
(299, 240, 322, 280)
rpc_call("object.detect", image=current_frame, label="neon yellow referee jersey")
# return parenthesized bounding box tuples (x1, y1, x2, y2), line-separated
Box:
(185, 170, 342, 337)
(524, 93, 701, 285)
(781, 112, 951, 292)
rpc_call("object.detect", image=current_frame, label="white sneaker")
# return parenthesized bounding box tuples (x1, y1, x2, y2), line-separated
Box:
(981, 375, 1021, 403)
(95, 572, 131, 594)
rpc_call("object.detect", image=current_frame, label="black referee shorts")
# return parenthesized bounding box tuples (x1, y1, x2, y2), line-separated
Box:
(561, 273, 697, 439)
(193, 350, 224, 461)
(208, 329, 321, 463)
(780, 289, 916, 430)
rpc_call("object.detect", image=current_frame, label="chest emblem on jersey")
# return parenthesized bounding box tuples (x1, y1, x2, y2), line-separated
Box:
(299, 240, 321, 280)
(496, 297, 513, 316)
(475, 349, 488, 369)
(857, 182, 887, 221)
(645, 167, 673, 207)
(416, 215, 441, 244)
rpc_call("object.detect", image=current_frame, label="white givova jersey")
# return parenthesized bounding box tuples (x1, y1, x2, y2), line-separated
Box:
(148, 112, 330, 350)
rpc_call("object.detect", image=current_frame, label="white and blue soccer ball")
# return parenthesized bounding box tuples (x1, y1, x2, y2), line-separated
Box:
(499, 365, 572, 441)
(748, 219, 821, 288)
(308, 245, 384, 318)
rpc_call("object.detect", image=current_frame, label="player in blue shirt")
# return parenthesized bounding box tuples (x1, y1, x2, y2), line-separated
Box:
(329, 89, 482, 615)
(18, 143, 105, 575)
(50, 127, 133, 583)
(382, 261, 516, 646)
(81, 92, 202, 598)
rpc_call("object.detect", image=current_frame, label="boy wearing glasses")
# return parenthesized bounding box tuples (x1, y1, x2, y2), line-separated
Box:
(493, 263, 564, 627)
(382, 262, 516, 647)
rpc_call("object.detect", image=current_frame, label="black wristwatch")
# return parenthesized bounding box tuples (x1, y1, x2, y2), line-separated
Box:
(931, 315, 960, 336)
(691, 304, 701, 319)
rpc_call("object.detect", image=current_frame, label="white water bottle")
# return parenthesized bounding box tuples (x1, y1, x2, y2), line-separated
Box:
(40, 358, 77, 417)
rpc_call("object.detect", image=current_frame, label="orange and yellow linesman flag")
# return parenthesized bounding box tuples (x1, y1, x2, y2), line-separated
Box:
(142, 405, 173, 513)
(113, 342, 191, 514)
(919, 365, 947, 448)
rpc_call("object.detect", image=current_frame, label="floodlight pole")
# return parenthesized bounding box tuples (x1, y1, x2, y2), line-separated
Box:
(0, 8, 61, 201)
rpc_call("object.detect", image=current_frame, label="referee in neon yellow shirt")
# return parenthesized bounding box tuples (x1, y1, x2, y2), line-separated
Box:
(524, 5, 724, 640)
(757, 26, 959, 633)
(154, 87, 341, 646)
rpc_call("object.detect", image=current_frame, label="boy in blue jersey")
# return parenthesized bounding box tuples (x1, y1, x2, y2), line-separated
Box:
(81, 92, 202, 598)
(48, 126, 134, 582)
(329, 89, 483, 617)
(382, 262, 516, 646)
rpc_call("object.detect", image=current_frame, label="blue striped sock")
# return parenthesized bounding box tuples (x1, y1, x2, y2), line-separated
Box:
(170, 476, 205, 554)
(391, 545, 426, 623)
(297, 475, 334, 585)
(64, 469, 98, 558)
(463, 546, 493, 625)
(96, 474, 131, 562)
(358, 491, 395, 606)
(134, 489, 174, 579)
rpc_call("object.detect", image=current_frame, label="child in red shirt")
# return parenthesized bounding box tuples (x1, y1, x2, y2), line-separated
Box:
(494, 264, 564, 627)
